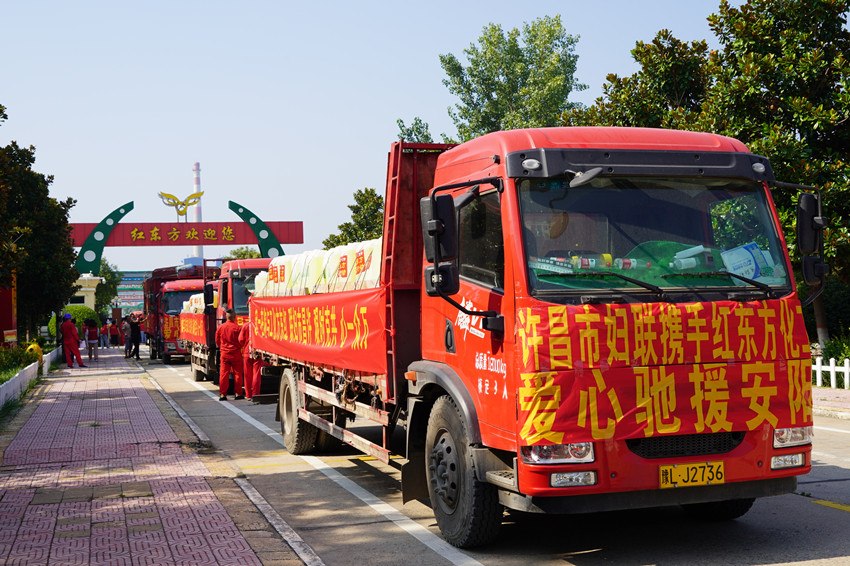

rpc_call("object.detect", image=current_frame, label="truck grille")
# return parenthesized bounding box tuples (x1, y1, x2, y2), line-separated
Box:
(626, 431, 745, 459)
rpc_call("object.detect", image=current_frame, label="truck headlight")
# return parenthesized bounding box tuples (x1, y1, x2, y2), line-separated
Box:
(771, 453, 805, 470)
(550, 471, 597, 487)
(520, 442, 594, 464)
(165, 342, 177, 351)
(773, 426, 812, 448)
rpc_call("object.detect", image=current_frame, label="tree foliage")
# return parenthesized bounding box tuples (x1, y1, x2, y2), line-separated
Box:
(397, 117, 435, 143)
(95, 259, 122, 316)
(322, 188, 384, 249)
(222, 246, 261, 260)
(440, 15, 586, 141)
(0, 139, 79, 337)
(564, 0, 850, 280)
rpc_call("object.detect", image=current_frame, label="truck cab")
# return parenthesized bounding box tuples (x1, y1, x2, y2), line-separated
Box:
(410, 127, 821, 545)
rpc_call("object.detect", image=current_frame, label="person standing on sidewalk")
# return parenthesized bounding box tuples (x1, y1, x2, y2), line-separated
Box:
(84, 319, 99, 361)
(61, 314, 86, 368)
(122, 316, 132, 358)
(110, 319, 120, 347)
(129, 314, 144, 360)
(100, 320, 110, 349)
(215, 309, 244, 401)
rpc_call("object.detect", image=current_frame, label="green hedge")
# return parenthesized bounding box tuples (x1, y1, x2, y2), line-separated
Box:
(47, 305, 100, 341)
(0, 345, 39, 385)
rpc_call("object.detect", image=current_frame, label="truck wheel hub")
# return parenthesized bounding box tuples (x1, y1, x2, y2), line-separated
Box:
(428, 431, 459, 514)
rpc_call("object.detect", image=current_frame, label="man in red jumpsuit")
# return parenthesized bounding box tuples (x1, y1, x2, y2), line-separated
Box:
(215, 309, 244, 401)
(61, 314, 86, 368)
(238, 321, 256, 400)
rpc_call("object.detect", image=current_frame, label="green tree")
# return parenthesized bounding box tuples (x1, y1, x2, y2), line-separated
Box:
(564, 0, 850, 341)
(95, 259, 122, 316)
(440, 15, 586, 141)
(397, 117, 434, 143)
(0, 140, 79, 338)
(222, 246, 261, 260)
(322, 188, 384, 249)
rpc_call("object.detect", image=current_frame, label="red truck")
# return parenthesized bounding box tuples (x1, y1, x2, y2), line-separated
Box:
(143, 264, 215, 364)
(180, 258, 272, 385)
(246, 127, 826, 547)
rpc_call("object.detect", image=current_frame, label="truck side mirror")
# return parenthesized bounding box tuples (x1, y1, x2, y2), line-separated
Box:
(797, 192, 825, 255)
(424, 264, 460, 297)
(801, 256, 830, 287)
(420, 194, 458, 263)
(203, 283, 215, 306)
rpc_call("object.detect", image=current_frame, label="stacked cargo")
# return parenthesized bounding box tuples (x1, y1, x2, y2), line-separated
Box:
(254, 238, 382, 297)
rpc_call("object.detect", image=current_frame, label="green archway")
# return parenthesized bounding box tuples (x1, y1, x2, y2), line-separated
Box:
(228, 201, 284, 257)
(75, 202, 134, 275)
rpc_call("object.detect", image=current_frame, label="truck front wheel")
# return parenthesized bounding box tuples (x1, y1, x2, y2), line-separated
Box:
(280, 368, 317, 454)
(425, 395, 501, 548)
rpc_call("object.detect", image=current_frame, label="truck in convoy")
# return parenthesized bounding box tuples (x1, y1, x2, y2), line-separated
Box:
(143, 264, 215, 364)
(180, 258, 271, 384)
(240, 127, 826, 548)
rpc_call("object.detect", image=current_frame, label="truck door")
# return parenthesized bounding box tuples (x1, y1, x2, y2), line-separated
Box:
(454, 189, 515, 437)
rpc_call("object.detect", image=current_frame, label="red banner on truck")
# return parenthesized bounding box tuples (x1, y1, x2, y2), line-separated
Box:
(251, 287, 388, 375)
(516, 297, 813, 444)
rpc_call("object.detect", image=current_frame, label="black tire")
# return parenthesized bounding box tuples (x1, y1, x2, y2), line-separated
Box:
(162, 353, 171, 365)
(193, 367, 206, 382)
(280, 368, 317, 454)
(682, 498, 755, 521)
(425, 395, 501, 548)
(315, 411, 347, 452)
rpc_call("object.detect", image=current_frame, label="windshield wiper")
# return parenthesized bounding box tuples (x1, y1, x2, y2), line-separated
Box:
(541, 271, 671, 302)
(661, 271, 776, 299)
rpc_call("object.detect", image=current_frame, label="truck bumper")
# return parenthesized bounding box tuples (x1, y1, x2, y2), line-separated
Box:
(498, 476, 796, 514)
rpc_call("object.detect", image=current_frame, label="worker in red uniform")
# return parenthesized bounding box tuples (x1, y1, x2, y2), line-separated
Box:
(215, 309, 244, 401)
(61, 313, 86, 368)
(238, 321, 256, 400)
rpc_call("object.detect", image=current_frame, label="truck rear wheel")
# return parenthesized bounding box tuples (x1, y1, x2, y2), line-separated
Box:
(193, 367, 206, 382)
(280, 368, 317, 454)
(425, 395, 501, 548)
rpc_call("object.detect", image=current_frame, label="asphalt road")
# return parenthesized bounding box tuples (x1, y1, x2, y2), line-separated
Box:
(144, 354, 850, 566)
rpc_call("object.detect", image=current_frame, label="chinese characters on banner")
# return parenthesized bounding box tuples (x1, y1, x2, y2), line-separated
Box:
(517, 298, 813, 444)
(70, 221, 303, 247)
(250, 287, 388, 376)
(179, 313, 206, 344)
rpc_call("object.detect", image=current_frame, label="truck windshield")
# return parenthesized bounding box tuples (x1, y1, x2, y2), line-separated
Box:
(163, 291, 197, 315)
(518, 176, 791, 297)
(232, 272, 261, 315)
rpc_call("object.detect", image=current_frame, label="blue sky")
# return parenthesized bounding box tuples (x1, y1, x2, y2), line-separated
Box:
(1, 1, 734, 271)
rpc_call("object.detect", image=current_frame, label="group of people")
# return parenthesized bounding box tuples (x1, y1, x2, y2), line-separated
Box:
(215, 308, 264, 402)
(61, 308, 260, 402)
(59, 312, 146, 368)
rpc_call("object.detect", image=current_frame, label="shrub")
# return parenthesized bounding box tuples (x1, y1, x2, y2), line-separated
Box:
(47, 305, 100, 341)
(0, 345, 39, 385)
(822, 334, 850, 361)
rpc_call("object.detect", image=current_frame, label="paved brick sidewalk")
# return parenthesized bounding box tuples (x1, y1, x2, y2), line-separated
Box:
(0, 347, 303, 565)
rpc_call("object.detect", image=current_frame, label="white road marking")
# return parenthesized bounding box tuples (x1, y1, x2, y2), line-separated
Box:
(235, 478, 327, 566)
(185, 378, 483, 566)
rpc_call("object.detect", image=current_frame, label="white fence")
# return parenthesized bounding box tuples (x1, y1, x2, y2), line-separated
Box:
(0, 348, 61, 408)
(812, 356, 850, 389)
